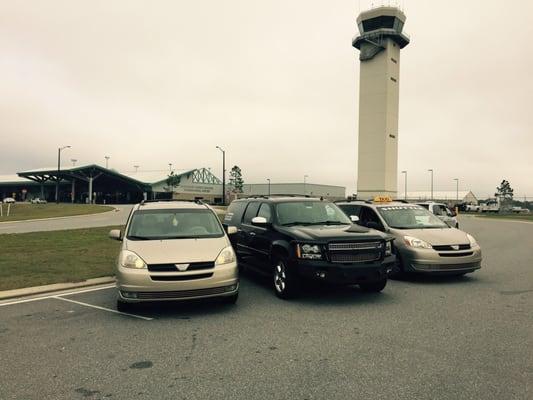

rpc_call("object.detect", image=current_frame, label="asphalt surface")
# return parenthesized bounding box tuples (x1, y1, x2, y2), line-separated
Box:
(0, 216, 532, 400)
(0, 205, 132, 234)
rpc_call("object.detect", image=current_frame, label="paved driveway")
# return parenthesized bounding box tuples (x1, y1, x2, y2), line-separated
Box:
(0, 205, 132, 234)
(0, 216, 532, 399)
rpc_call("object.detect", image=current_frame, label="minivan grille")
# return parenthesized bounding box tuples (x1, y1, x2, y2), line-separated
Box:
(135, 286, 231, 300)
(432, 244, 470, 251)
(147, 261, 215, 272)
(150, 273, 213, 281)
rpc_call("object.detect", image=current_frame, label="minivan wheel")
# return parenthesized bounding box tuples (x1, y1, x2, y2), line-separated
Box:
(359, 278, 387, 293)
(273, 257, 299, 299)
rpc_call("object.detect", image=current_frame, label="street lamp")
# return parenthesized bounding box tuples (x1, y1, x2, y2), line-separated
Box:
(454, 178, 459, 203)
(304, 175, 309, 196)
(134, 165, 139, 172)
(267, 178, 271, 196)
(71, 159, 77, 167)
(104, 156, 110, 169)
(428, 169, 434, 200)
(216, 146, 226, 205)
(56, 145, 71, 203)
(401, 171, 407, 201)
(168, 163, 173, 173)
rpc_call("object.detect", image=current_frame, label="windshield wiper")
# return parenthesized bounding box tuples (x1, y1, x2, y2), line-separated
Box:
(281, 221, 314, 226)
(127, 235, 152, 240)
(312, 221, 349, 225)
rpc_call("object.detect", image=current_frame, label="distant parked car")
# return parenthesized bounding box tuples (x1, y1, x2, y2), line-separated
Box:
(465, 204, 480, 212)
(511, 206, 530, 214)
(2, 197, 15, 204)
(416, 202, 459, 229)
(30, 197, 47, 204)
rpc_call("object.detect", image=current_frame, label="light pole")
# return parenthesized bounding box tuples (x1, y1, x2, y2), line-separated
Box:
(401, 170, 407, 201)
(304, 175, 308, 196)
(104, 156, 110, 169)
(134, 165, 139, 172)
(216, 146, 226, 205)
(428, 169, 434, 200)
(168, 163, 173, 173)
(267, 178, 271, 196)
(71, 159, 77, 167)
(56, 145, 71, 203)
(454, 178, 459, 203)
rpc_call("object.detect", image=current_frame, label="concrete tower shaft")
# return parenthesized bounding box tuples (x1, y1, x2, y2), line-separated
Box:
(353, 7, 409, 200)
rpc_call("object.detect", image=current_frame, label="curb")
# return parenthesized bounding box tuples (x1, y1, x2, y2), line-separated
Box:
(0, 276, 116, 300)
(0, 206, 119, 225)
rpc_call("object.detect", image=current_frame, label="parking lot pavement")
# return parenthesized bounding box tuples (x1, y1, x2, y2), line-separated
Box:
(1, 217, 532, 400)
(0, 205, 132, 234)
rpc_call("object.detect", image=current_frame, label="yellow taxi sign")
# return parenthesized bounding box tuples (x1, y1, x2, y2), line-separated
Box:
(373, 195, 393, 203)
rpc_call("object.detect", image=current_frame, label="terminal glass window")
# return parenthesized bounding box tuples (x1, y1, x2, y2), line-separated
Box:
(362, 16, 395, 32)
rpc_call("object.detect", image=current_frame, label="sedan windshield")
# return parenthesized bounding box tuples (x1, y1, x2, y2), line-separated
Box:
(377, 206, 448, 229)
(127, 209, 224, 240)
(276, 201, 352, 226)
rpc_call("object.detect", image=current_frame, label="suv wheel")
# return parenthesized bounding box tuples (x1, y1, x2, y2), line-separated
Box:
(359, 278, 387, 293)
(273, 256, 299, 299)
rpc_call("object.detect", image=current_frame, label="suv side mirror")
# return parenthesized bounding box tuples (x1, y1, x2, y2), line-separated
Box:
(350, 215, 359, 223)
(109, 229, 122, 241)
(227, 226, 238, 235)
(251, 216, 269, 226)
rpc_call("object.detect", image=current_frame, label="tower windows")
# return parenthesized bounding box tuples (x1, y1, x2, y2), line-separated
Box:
(391, 57, 397, 64)
(390, 77, 397, 82)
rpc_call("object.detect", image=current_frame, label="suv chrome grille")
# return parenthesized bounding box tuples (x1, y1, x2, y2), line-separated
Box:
(327, 241, 383, 264)
(328, 242, 382, 251)
(330, 252, 381, 263)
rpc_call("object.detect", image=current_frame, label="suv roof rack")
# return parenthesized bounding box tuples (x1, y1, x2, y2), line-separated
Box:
(139, 199, 205, 206)
(240, 194, 315, 199)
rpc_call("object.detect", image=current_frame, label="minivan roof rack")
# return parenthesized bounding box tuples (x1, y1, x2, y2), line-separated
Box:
(139, 199, 205, 206)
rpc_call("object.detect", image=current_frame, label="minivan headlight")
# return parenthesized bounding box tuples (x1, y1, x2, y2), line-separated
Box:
(119, 250, 147, 269)
(403, 236, 433, 249)
(466, 233, 477, 246)
(215, 246, 236, 266)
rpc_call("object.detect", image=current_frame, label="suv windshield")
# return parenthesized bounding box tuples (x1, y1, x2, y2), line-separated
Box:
(377, 206, 448, 229)
(127, 209, 224, 240)
(276, 201, 352, 226)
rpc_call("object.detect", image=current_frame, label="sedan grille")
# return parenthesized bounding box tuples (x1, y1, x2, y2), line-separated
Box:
(432, 244, 471, 251)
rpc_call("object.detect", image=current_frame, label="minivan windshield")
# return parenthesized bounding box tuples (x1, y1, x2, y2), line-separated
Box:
(377, 206, 448, 229)
(276, 201, 352, 226)
(127, 209, 224, 240)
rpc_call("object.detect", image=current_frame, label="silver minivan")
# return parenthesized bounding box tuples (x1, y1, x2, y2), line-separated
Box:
(109, 200, 239, 310)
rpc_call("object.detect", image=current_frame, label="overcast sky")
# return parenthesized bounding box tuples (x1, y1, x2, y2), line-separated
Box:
(1, 0, 532, 198)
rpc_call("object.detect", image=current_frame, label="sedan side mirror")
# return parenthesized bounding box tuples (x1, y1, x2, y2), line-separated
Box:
(227, 226, 238, 235)
(350, 215, 359, 223)
(251, 216, 269, 226)
(109, 229, 122, 241)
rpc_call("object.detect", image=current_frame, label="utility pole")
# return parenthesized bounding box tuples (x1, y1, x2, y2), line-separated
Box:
(267, 178, 271, 196)
(56, 146, 71, 203)
(428, 169, 434, 201)
(401, 170, 407, 200)
(216, 146, 226, 205)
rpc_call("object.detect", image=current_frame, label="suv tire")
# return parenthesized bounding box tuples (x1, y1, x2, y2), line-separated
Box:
(273, 256, 299, 300)
(359, 278, 387, 293)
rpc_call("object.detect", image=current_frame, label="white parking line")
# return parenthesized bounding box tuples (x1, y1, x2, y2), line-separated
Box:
(0, 284, 116, 307)
(53, 296, 153, 321)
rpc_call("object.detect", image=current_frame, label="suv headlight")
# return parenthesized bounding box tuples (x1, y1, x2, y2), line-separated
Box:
(385, 241, 392, 256)
(119, 250, 147, 269)
(297, 243, 323, 260)
(403, 236, 433, 249)
(215, 246, 236, 266)
(466, 233, 477, 246)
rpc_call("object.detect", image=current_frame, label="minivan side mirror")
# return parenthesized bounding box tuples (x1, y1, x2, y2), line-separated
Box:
(227, 226, 238, 235)
(251, 216, 269, 226)
(109, 229, 122, 241)
(350, 215, 359, 223)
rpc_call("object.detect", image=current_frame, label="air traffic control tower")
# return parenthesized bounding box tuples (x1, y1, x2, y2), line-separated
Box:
(353, 7, 410, 200)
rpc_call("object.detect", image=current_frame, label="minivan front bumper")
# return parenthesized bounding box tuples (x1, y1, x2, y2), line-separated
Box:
(116, 261, 239, 302)
(400, 245, 482, 275)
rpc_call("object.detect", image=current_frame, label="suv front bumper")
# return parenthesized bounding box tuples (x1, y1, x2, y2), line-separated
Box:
(294, 255, 396, 284)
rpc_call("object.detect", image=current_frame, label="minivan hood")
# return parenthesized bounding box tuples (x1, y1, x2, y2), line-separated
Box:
(276, 224, 386, 242)
(124, 236, 229, 264)
(389, 227, 469, 246)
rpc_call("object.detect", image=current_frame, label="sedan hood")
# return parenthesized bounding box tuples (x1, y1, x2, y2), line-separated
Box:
(390, 228, 469, 246)
(276, 224, 387, 242)
(124, 236, 229, 264)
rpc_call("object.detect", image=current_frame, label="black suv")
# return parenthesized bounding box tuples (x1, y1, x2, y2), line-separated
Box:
(223, 196, 395, 299)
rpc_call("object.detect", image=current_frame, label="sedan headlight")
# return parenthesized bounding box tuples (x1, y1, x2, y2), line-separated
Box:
(403, 236, 433, 249)
(297, 243, 323, 260)
(385, 241, 392, 256)
(466, 233, 477, 246)
(119, 250, 147, 269)
(215, 246, 236, 266)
